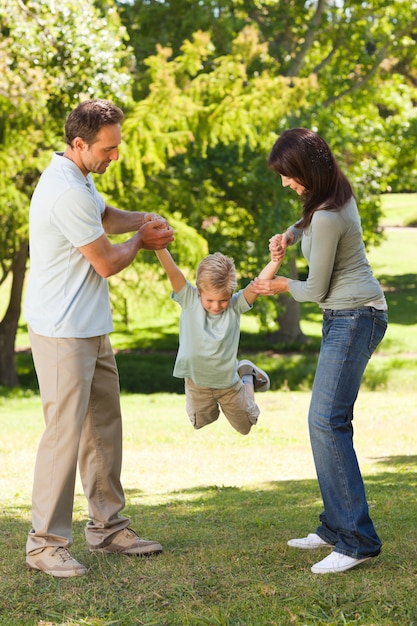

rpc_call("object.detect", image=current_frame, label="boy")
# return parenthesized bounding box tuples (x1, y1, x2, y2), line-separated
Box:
(155, 248, 283, 434)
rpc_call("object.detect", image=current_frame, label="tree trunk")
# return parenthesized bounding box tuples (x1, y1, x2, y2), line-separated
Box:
(0, 241, 29, 387)
(269, 255, 309, 344)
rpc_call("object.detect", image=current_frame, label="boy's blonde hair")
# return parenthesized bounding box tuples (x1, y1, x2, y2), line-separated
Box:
(196, 252, 237, 294)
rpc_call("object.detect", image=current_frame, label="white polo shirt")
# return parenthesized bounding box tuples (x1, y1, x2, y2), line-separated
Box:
(24, 152, 113, 337)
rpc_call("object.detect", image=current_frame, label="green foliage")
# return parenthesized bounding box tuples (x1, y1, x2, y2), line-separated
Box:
(104, 28, 314, 329)
(0, 0, 133, 116)
(118, 0, 417, 218)
(0, 0, 135, 384)
(0, 0, 134, 242)
(112, 3, 417, 331)
(2, 0, 417, 383)
(0, 0, 134, 278)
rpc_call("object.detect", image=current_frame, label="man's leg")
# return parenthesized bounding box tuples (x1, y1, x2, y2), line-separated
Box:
(27, 330, 97, 553)
(80, 334, 129, 546)
(82, 335, 162, 556)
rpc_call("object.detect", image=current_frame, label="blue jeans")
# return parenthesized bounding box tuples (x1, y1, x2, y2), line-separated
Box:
(309, 307, 388, 558)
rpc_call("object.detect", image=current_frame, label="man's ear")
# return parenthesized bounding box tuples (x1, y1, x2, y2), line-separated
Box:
(72, 136, 87, 151)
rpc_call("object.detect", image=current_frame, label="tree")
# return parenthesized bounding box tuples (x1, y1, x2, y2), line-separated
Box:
(2, 0, 417, 385)
(0, 0, 133, 386)
(117, 0, 417, 338)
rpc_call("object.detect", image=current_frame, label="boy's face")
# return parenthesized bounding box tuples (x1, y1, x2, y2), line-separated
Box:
(199, 289, 231, 315)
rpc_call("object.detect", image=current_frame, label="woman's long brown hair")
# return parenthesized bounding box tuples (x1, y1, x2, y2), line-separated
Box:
(268, 128, 353, 229)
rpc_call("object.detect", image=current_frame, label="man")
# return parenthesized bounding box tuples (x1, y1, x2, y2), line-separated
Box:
(24, 99, 174, 578)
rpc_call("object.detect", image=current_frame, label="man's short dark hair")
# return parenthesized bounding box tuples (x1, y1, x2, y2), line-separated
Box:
(65, 99, 124, 147)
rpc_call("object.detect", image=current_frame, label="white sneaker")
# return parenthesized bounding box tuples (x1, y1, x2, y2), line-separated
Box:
(311, 552, 374, 574)
(287, 533, 333, 549)
(238, 359, 270, 391)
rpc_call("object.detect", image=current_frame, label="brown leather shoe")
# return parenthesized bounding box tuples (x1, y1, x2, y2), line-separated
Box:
(89, 528, 163, 556)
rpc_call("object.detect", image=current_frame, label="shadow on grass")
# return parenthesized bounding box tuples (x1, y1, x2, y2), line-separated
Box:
(13, 348, 320, 395)
(2, 457, 417, 625)
(379, 273, 417, 325)
(3, 455, 416, 548)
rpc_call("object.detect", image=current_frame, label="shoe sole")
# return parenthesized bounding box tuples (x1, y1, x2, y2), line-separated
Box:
(311, 555, 374, 574)
(26, 562, 88, 577)
(238, 359, 270, 391)
(287, 540, 333, 549)
(90, 546, 163, 556)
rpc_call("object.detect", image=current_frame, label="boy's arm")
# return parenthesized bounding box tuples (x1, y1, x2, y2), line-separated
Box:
(155, 248, 187, 294)
(243, 255, 284, 305)
(258, 259, 282, 280)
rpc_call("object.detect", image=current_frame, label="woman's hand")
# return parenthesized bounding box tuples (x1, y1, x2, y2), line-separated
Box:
(252, 275, 289, 296)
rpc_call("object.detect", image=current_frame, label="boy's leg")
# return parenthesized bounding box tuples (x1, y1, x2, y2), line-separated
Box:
(185, 378, 220, 429)
(218, 380, 260, 435)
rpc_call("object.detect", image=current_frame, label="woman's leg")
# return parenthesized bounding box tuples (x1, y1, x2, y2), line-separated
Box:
(308, 308, 387, 558)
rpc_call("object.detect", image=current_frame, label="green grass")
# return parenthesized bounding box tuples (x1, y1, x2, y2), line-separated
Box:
(1, 391, 417, 625)
(1, 193, 417, 625)
(380, 192, 417, 227)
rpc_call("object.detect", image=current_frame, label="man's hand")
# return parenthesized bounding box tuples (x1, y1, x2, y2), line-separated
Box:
(143, 212, 165, 224)
(138, 219, 174, 250)
(79, 217, 174, 278)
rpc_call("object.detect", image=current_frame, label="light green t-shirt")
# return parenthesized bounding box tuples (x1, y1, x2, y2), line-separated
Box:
(287, 197, 387, 310)
(172, 282, 252, 388)
(24, 152, 113, 337)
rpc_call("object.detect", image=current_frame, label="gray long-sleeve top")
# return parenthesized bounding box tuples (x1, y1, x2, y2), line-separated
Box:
(287, 197, 387, 310)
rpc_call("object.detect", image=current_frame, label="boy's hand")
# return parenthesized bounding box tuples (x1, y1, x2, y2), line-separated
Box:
(144, 212, 169, 230)
(269, 231, 294, 262)
(269, 235, 286, 262)
(253, 275, 289, 295)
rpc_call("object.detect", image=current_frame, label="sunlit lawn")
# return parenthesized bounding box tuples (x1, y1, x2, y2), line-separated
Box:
(3, 390, 416, 501)
(1, 194, 417, 624)
(1, 389, 417, 625)
(380, 191, 417, 227)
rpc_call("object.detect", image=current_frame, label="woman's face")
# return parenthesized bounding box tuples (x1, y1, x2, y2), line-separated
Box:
(281, 175, 305, 196)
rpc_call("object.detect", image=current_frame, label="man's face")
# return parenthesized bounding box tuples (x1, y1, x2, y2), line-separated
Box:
(79, 124, 121, 175)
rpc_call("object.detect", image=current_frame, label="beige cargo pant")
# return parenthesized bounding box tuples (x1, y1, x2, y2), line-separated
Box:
(26, 329, 130, 554)
(185, 377, 260, 435)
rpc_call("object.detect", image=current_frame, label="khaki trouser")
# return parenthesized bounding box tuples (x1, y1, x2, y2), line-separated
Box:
(185, 377, 260, 435)
(27, 329, 130, 554)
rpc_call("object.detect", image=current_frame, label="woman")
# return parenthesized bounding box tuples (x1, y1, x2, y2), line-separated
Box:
(254, 128, 388, 574)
